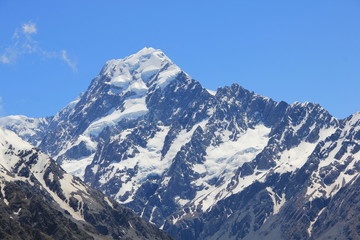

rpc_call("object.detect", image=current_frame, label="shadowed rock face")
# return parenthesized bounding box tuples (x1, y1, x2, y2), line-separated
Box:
(2, 48, 360, 240)
(0, 128, 173, 240)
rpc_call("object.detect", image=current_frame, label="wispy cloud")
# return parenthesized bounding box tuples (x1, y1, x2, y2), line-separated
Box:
(61, 50, 77, 72)
(0, 56, 10, 64)
(0, 21, 77, 71)
(22, 23, 37, 34)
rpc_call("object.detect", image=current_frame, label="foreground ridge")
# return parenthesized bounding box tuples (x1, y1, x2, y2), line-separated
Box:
(0, 127, 172, 240)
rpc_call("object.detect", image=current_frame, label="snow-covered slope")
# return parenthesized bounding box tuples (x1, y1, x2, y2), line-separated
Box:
(0, 127, 89, 222)
(0, 115, 51, 146)
(3, 47, 360, 239)
(0, 127, 172, 240)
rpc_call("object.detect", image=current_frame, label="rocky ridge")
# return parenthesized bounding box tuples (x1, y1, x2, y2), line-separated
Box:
(0, 127, 172, 240)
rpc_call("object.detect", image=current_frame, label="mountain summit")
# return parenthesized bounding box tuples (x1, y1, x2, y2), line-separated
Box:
(2, 48, 360, 240)
(35, 47, 198, 178)
(100, 47, 183, 90)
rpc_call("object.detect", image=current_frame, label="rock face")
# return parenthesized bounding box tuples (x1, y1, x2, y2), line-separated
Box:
(2, 47, 360, 239)
(0, 127, 172, 240)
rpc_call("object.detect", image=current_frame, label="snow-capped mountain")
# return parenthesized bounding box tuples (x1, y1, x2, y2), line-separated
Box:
(2, 47, 360, 239)
(0, 127, 172, 240)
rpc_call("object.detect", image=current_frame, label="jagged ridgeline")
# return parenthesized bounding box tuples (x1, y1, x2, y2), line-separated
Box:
(2, 47, 360, 240)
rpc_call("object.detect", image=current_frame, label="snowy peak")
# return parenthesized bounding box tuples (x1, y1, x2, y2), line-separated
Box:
(100, 47, 182, 91)
(37, 47, 202, 179)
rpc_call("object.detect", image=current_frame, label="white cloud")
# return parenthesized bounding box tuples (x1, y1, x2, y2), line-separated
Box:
(0, 21, 77, 72)
(0, 55, 10, 64)
(0, 45, 20, 64)
(61, 50, 77, 72)
(22, 23, 37, 34)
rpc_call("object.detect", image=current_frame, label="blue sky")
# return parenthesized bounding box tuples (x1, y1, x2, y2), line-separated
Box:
(1, 0, 359, 119)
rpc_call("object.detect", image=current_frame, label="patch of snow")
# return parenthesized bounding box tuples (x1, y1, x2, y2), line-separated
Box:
(192, 164, 206, 174)
(48, 172, 54, 182)
(84, 97, 148, 138)
(104, 196, 113, 208)
(0, 184, 8, 205)
(276, 142, 316, 173)
(266, 187, 286, 214)
(206, 89, 216, 96)
(14, 208, 21, 215)
(277, 126, 337, 174)
(163, 120, 208, 163)
(61, 153, 95, 180)
(175, 195, 190, 206)
(191, 124, 271, 212)
(149, 206, 157, 224)
(308, 208, 325, 236)
(199, 125, 270, 181)
(156, 65, 181, 89)
(54, 135, 96, 164)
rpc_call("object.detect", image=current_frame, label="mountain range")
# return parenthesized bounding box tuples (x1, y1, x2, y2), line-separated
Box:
(1, 47, 360, 240)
